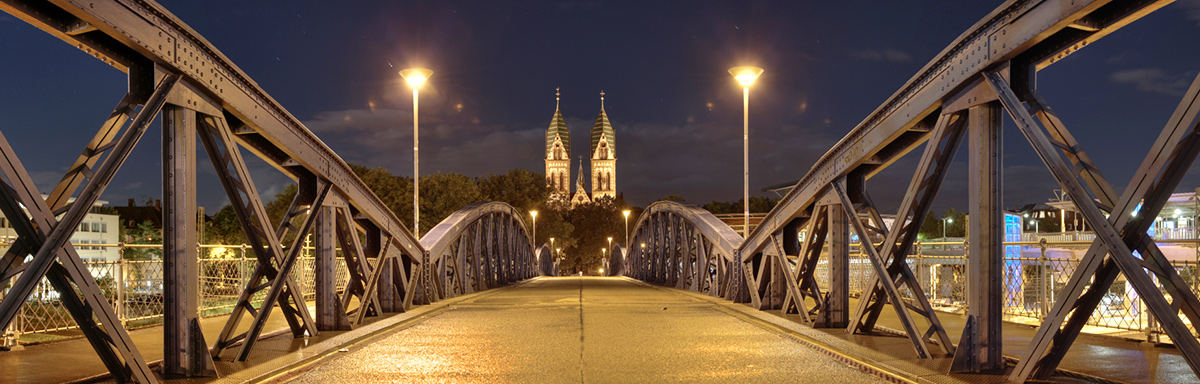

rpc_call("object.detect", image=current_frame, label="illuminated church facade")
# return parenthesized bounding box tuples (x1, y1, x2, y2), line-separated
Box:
(544, 89, 617, 206)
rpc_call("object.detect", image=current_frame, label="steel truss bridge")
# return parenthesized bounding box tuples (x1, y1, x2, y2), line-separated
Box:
(1, 0, 1198, 383)
(619, 0, 1200, 382)
(0, 0, 544, 382)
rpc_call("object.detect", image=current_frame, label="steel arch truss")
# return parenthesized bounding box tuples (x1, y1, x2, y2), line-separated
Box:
(0, 70, 178, 383)
(732, 0, 1193, 377)
(419, 202, 538, 302)
(986, 65, 1200, 381)
(625, 202, 744, 299)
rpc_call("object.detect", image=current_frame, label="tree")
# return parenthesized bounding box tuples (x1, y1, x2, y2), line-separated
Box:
(264, 184, 298, 232)
(123, 221, 162, 260)
(660, 194, 686, 202)
(350, 164, 413, 226)
(534, 202, 575, 258)
(702, 196, 779, 214)
(205, 204, 247, 246)
(558, 197, 629, 274)
(478, 168, 547, 213)
(419, 172, 483, 237)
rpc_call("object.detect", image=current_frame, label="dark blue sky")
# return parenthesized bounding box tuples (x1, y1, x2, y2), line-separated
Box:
(1, 1, 1198, 213)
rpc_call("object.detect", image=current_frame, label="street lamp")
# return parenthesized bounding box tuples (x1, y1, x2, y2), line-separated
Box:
(529, 210, 538, 246)
(622, 210, 632, 245)
(607, 236, 613, 257)
(399, 67, 432, 236)
(942, 217, 953, 239)
(729, 65, 764, 238)
(550, 237, 555, 253)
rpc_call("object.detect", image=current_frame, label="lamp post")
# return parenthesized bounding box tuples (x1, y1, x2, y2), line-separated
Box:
(607, 236, 613, 256)
(942, 217, 953, 239)
(399, 67, 432, 236)
(730, 66, 764, 238)
(622, 210, 632, 245)
(550, 237, 555, 254)
(529, 210, 538, 246)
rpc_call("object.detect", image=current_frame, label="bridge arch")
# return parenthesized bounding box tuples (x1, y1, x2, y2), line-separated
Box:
(420, 202, 537, 301)
(623, 201, 746, 299)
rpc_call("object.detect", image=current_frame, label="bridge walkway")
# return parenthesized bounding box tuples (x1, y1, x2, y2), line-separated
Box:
(0, 276, 1194, 383)
(284, 277, 887, 383)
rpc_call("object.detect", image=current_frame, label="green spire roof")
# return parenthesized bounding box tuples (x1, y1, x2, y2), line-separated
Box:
(591, 91, 615, 157)
(545, 88, 570, 158)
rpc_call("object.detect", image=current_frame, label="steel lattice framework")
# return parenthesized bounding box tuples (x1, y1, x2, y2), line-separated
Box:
(622, 0, 1200, 380)
(0, 1, 537, 382)
(624, 201, 746, 298)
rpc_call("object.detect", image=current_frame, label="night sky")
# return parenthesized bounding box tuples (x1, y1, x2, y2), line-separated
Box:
(1, 1, 1199, 215)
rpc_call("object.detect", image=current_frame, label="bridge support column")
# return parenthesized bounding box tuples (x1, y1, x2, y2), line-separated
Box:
(315, 206, 351, 331)
(952, 102, 1004, 372)
(161, 105, 216, 378)
(818, 198, 849, 328)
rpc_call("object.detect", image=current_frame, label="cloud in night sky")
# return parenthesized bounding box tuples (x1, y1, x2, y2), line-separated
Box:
(1180, 0, 1200, 27)
(849, 48, 913, 63)
(304, 106, 845, 207)
(1110, 68, 1192, 96)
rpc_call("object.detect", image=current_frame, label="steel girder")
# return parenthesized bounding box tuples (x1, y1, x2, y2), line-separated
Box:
(625, 202, 742, 296)
(984, 67, 1200, 381)
(739, 0, 1174, 268)
(0, 1, 539, 381)
(0, 72, 177, 384)
(162, 105, 217, 377)
(199, 115, 329, 362)
(727, 0, 1177, 369)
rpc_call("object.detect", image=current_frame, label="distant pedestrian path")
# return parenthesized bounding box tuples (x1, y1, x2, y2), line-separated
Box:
(287, 277, 888, 383)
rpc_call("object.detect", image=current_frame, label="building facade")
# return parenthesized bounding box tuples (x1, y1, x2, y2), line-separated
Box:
(0, 198, 119, 262)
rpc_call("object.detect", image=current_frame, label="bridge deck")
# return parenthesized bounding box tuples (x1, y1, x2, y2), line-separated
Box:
(0, 276, 1194, 383)
(286, 277, 886, 383)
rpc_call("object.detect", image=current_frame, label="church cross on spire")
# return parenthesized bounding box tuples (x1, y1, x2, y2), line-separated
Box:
(556, 87, 561, 110)
(600, 90, 605, 109)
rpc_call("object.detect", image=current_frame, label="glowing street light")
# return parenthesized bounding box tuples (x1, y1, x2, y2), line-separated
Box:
(607, 236, 613, 257)
(623, 210, 632, 245)
(729, 65, 764, 237)
(550, 237, 555, 253)
(529, 210, 538, 246)
(400, 67, 433, 236)
(942, 217, 953, 239)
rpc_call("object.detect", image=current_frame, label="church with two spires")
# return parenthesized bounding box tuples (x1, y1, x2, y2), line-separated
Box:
(544, 89, 617, 206)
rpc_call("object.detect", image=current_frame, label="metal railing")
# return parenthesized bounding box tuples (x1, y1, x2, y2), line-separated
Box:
(1, 243, 349, 343)
(808, 237, 1200, 342)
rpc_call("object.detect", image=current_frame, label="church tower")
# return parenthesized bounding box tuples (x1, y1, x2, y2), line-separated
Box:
(590, 91, 616, 200)
(570, 158, 592, 206)
(544, 88, 571, 201)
